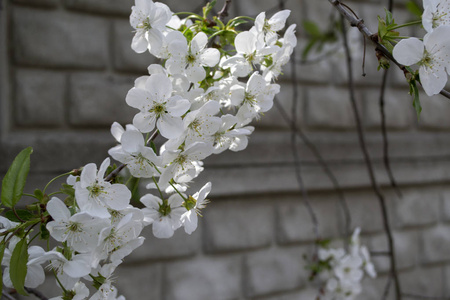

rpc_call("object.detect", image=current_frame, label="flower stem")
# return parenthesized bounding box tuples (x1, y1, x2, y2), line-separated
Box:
(43, 171, 73, 194)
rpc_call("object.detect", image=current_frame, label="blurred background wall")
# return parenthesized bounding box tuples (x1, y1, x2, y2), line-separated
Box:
(2, 0, 450, 299)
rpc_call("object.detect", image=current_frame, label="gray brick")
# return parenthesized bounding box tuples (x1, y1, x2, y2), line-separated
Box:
(421, 225, 450, 264)
(244, 247, 309, 298)
(305, 86, 355, 130)
(13, 7, 108, 68)
(113, 19, 157, 73)
(13, 0, 58, 7)
(363, 88, 413, 130)
(15, 68, 66, 126)
(69, 72, 135, 126)
(400, 267, 444, 298)
(256, 288, 319, 300)
(392, 189, 439, 228)
(164, 256, 241, 300)
(277, 195, 342, 244)
(368, 231, 418, 273)
(419, 93, 450, 130)
(115, 262, 162, 299)
(65, 0, 132, 16)
(203, 198, 273, 253)
(128, 223, 201, 262)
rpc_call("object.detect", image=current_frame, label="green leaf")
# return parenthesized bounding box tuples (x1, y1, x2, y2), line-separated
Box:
(409, 80, 422, 119)
(10, 238, 29, 296)
(385, 8, 394, 25)
(1, 147, 33, 208)
(33, 189, 44, 201)
(0, 242, 6, 295)
(302, 20, 321, 37)
(406, 0, 423, 18)
(5, 210, 33, 222)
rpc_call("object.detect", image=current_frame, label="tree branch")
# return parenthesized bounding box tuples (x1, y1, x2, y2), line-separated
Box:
(328, 0, 450, 100)
(217, 0, 231, 22)
(339, 14, 401, 300)
(24, 288, 49, 300)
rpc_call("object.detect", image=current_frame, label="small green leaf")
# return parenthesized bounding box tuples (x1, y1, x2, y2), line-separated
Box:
(33, 189, 44, 201)
(10, 238, 29, 296)
(406, 0, 423, 18)
(0, 242, 6, 295)
(302, 20, 321, 37)
(1, 147, 33, 208)
(385, 8, 394, 25)
(409, 79, 422, 119)
(5, 210, 33, 222)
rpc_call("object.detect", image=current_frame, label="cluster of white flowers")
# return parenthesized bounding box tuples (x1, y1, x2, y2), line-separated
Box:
(316, 228, 376, 300)
(393, 0, 450, 96)
(0, 0, 297, 299)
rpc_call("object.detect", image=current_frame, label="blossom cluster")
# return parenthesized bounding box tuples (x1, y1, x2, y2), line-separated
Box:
(0, 0, 297, 299)
(315, 229, 376, 300)
(393, 0, 450, 96)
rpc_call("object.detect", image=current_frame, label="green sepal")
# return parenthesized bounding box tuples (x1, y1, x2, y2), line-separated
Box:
(1, 147, 33, 208)
(40, 223, 50, 240)
(409, 79, 422, 120)
(10, 238, 29, 296)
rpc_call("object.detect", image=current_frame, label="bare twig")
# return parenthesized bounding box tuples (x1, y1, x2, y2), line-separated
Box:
(328, 0, 450, 100)
(24, 288, 49, 300)
(274, 99, 352, 240)
(289, 44, 320, 242)
(339, 15, 401, 300)
(402, 294, 450, 300)
(383, 274, 393, 300)
(2, 291, 17, 300)
(217, 0, 231, 22)
(105, 130, 159, 182)
(379, 68, 402, 198)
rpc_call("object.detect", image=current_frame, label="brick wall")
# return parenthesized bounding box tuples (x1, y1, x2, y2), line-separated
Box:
(2, 0, 450, 299)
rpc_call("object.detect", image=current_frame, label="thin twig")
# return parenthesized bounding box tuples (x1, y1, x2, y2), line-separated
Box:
(24, 288, 49, 300)
(105, 130, 159, 182)
(328, 0, 450, 100)
(289, 41, 320, 243)
(402, 294, 450, 300)
(383, 274, 393, 300)
(274, 99, 352, 240)
(379, 68, 402, 198)
(2, 291, 17, 300)
(339, 15, 401, 300)
(217, 0, 231, 22)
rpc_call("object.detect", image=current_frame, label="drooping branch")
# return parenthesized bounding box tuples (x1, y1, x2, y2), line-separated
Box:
(274, 98, 352, 240)
(339, 14, 402, 300)
(328, 0, 450, 100)
(24, 288, 49, 300)
(379, 68, 402, 198)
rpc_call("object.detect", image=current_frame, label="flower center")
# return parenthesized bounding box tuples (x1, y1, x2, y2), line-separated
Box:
(149, 103, 167, 118)
(158, 198, 172, 216)
(243, 92, 257, 107)
(87, 183, 104, 198)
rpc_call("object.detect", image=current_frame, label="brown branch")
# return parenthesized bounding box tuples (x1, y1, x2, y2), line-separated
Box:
(274, 98, 352, 240)
(402, 294, 450, 300)
(329, 0, 450, 100)
(379, 68, 402, 198)
(288, 49, 321, 243)
(339, 15, 401, 300)
(24, 288, 48, 300)
(217, 0, 231, 22)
